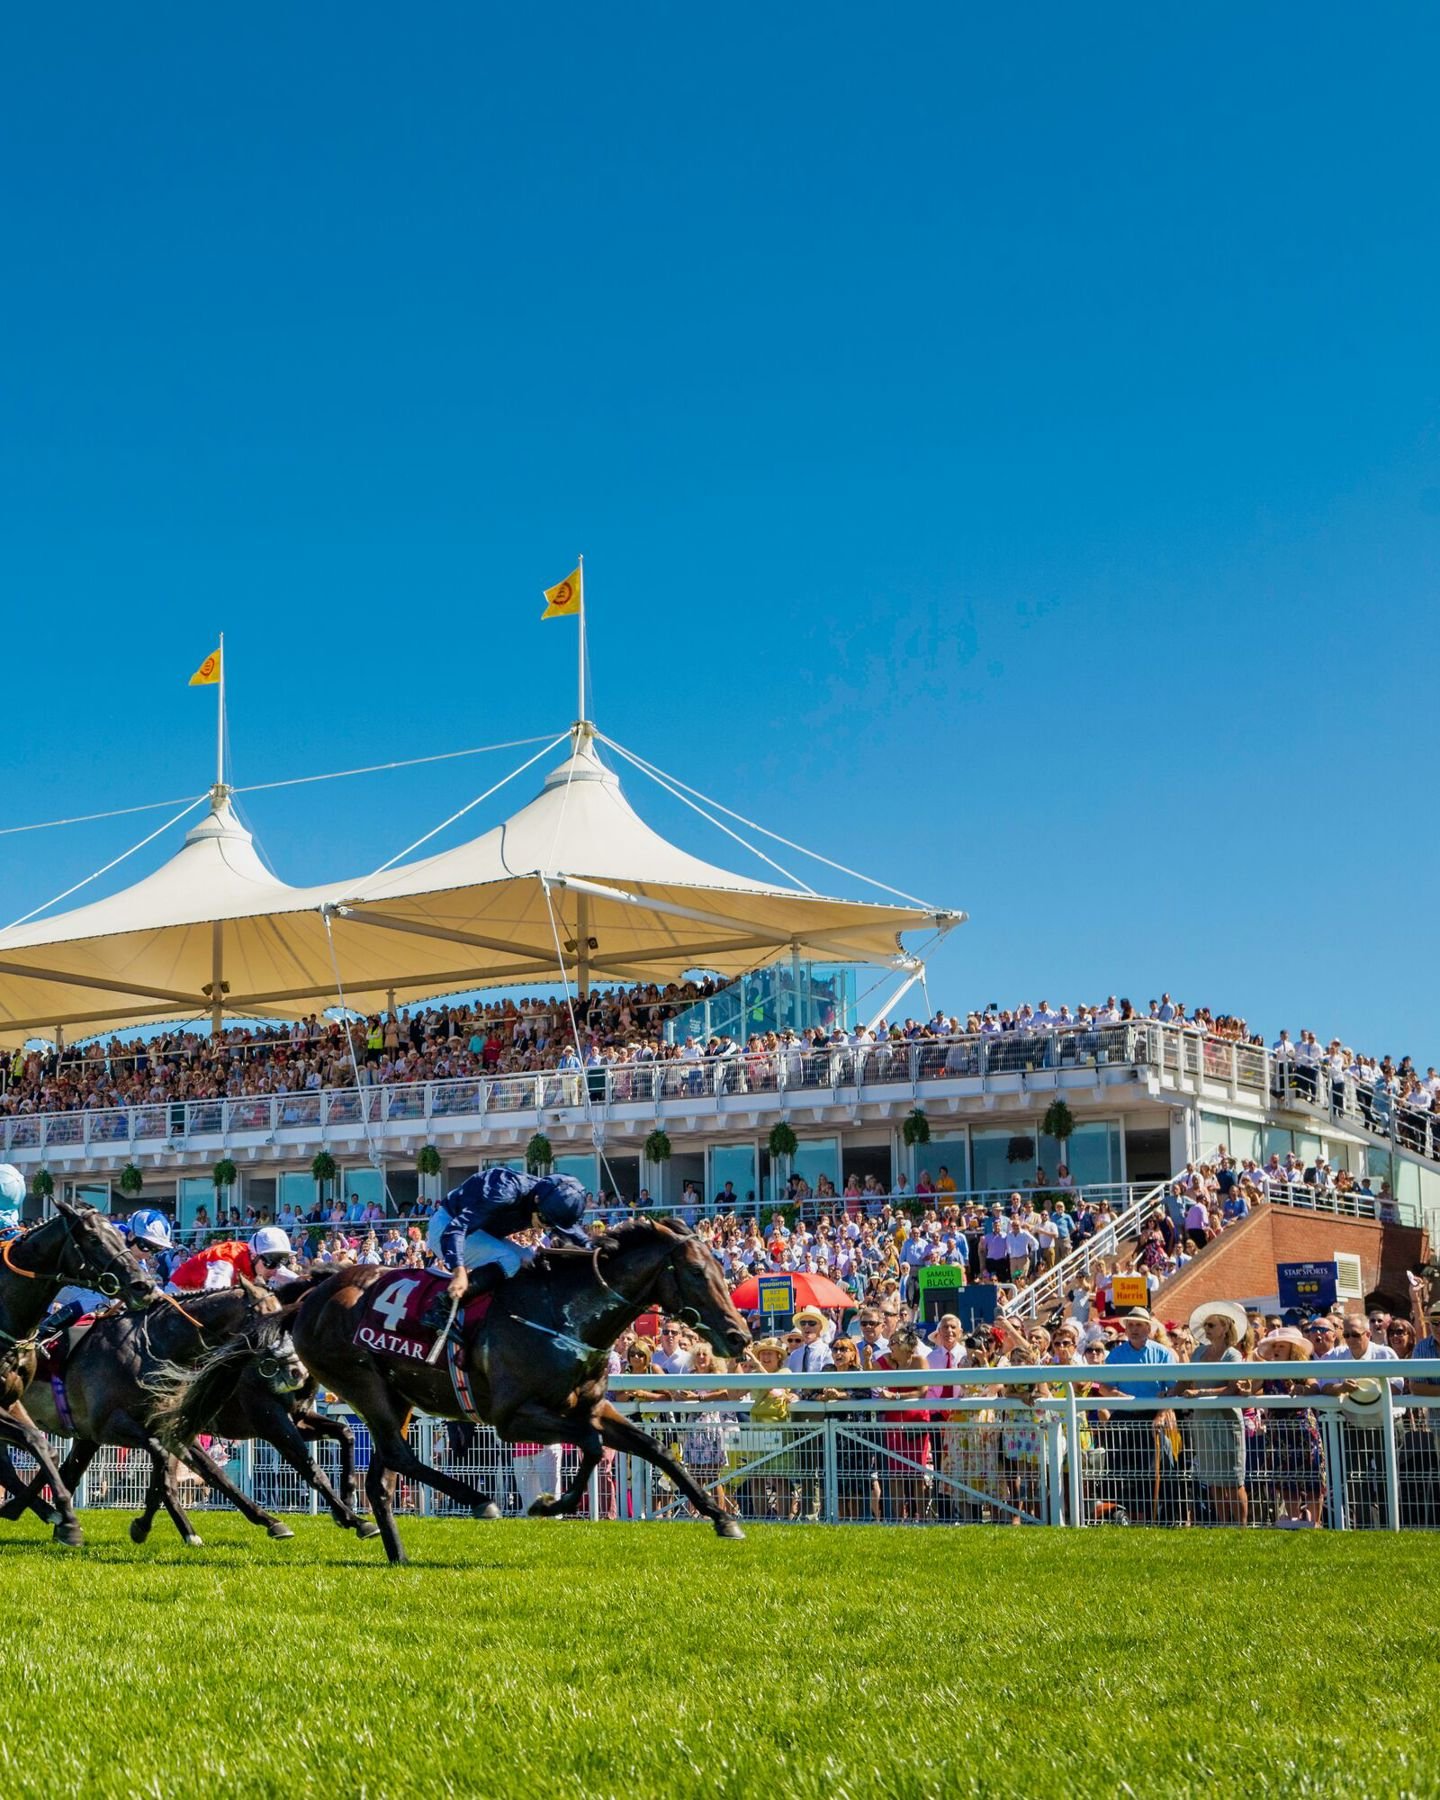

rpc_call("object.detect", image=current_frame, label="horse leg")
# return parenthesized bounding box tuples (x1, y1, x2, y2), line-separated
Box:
(0, 1443, 67, 1526)
(365, 1446, 405, 1565)
(295, 1409, 365, 1516)
(255, 1402, 378, 1537)
(594, 1400, 745, 1540)
(175, 1437, 296, 1540)
(0, 1410, 85, 1545)
(494, 1405, 603, 1518)
(137, 1452, 205, 1548)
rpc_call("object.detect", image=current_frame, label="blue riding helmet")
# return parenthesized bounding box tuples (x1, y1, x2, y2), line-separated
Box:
(532, 1174, 590, 1247)
(128, 1208, 173, 1253)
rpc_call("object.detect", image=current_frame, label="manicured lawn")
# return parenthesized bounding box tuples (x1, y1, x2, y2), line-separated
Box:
(0, 1514, 1430, 1798)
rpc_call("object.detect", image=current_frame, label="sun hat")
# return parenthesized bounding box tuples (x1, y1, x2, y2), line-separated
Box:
(793, 1305, 827, 1329)
(1258, 1326, 1310, 1356)
(1189, 1300, 1250, 1343)
(1341, 1378, 1386, 1428)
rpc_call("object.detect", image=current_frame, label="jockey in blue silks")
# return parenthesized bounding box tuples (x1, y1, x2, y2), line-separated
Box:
(423, 1168, 589, 1322)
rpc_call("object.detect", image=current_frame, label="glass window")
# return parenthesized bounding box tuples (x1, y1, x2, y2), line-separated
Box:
(792, 1136, 839, 1198)
(1051, 1121, 1118, 1188)
(971, 1128, 1035, 1196)
(915, 1135, 967, 1196)
(1263, 1126, 1294, 1162)
(709, 1144, 757, 1211)
(278, 1171, 315, 1215)
(178, 1175, 214, 1230)
(66, 1180, 111, 1210)
(1225, 1118, 1262, 1165)
(553, 1154, 598, 1196)
(339, 1167, 385, 1212)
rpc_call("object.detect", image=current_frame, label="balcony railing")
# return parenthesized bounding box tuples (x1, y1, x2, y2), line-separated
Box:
(6, 1022, 1421, 1163)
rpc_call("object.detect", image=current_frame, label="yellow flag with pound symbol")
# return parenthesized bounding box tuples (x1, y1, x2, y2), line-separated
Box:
(541, 566, 583, 620)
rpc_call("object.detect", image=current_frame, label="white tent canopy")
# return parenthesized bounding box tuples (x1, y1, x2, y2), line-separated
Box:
(0, 727, 962, 1045)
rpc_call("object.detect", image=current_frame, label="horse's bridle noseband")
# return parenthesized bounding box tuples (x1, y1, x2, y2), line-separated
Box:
(3, 1213, 129, 1300)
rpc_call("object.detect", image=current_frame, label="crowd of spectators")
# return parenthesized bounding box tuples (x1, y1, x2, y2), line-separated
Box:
(2, 983, 1438, 1167)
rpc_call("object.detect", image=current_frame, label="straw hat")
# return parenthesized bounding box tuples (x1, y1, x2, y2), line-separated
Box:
(1189, 1300, 1250, 1344)
(1257, 1326, 1310, 1357)
(793, 1305, 828, 1330)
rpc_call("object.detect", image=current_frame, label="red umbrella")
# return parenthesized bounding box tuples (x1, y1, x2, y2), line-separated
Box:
(730, 1272, 853, 1311)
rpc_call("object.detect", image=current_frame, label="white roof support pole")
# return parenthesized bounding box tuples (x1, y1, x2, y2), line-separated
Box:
(548, 876, 794, 946)
(577, 888, 591, 999)
(211, 920, 224, 1036)
(863, 968, 924, 1035)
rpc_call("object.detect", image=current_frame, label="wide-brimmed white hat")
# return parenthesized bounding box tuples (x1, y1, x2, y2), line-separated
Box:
(1341, 1378, 1386, 1428)
(1189, 1300, 1250, 1344)
(792, 1306, 827, 1329)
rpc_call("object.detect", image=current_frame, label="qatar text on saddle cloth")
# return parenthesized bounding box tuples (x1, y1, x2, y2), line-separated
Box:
(352, 1269, 493, 1362)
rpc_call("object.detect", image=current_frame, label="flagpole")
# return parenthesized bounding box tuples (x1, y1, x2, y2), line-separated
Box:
(216, 630, 226, 788)
(577, 554, 587, 724)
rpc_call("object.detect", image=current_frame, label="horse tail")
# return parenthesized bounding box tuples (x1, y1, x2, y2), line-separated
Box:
(143, 1315, 285, 1446)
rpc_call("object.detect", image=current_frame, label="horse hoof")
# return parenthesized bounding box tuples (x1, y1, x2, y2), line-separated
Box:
(184, 1535, 204, 1549)
(714, 1517, 746, 1541)
(475, 1502, 501, 1520)
(267, 1523, 296, 1541)
(128, 1519, 152, 1545)
(355, 1521, 382, 1540)
(53, 1524, 84, 1548)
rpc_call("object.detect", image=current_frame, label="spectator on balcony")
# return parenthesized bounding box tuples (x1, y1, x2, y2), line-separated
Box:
(1183, 1191, 1211, 1249)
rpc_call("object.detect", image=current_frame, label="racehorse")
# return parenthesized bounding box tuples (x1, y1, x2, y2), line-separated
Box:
(0, 1199, 157, 1545)
(2, 1283, 375, 1545)
(164, 1218, 752, 1564)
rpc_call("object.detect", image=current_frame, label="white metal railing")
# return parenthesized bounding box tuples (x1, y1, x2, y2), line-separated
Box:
(5, 1025, 1437, 1184)
(10, 1361, 1431, 1532)
(0, 1028, 1170, 1156)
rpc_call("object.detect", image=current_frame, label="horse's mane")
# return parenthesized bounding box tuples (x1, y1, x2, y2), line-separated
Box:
(539, 1217, 694, 1263)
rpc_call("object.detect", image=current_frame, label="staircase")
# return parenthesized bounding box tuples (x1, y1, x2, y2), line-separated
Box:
(1004, 1174, 1172, 1320)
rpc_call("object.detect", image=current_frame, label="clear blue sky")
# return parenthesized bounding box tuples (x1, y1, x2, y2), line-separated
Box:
(1, 4, 1436, 1057)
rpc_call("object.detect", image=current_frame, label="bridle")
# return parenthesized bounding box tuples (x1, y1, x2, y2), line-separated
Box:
(2, 1213, 135, 1303)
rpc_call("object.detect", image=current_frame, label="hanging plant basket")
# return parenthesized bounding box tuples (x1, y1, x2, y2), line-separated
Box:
(643, 1128, 673, 1164)
(768, 1122, 798, 1161)
(311, 1150, 338, 1186)
(32, 1169, 54, 1201)
(526, 1132, 554, 1173)
(415, 1144, 443, 1179)
(902, 1108, 931, 1148)
(1006, 1135, 1035, 1164)
(118, 1164, 145, 1198)
(212, 1158, 238, 1192)
(1041, 1099, 1076, 1144)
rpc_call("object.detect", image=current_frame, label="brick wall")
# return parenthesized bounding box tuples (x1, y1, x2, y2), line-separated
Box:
(1154, 1203, 1428, 1317)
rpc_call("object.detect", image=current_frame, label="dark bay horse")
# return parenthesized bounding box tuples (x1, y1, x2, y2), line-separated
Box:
(166, 1218, 752, 1563)
(4, 1282, 375, 1545)
(0, 1200, 157, 1546)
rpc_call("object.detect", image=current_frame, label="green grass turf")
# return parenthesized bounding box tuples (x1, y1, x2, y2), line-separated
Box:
(0, 1514, 1431, 1799)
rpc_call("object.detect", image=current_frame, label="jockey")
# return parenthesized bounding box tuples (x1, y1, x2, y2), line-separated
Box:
(423, 1169, 589, 1322)
(168, 1225, 295, 1292)
(0, 1163, 24, 1238)
(126, 1207, 176, 1276)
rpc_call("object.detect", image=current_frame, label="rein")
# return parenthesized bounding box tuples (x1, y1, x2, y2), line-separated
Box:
(1, 1235, 39, 1281)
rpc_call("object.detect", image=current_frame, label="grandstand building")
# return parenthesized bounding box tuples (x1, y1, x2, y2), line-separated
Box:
(1, 726, 1436, 1295)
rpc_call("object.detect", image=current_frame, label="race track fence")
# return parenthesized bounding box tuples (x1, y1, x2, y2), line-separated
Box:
(8, 1363, 1438, 1533)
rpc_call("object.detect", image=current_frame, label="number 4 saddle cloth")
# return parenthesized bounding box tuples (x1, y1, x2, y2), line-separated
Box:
(352, 1269, 493, 1363)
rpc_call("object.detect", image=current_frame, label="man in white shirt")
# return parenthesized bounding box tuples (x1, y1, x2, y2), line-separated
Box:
(785, 1308, 833, 1374)
(651, 1319, 693, 1374)
(1319, 1315, 1400, 1393)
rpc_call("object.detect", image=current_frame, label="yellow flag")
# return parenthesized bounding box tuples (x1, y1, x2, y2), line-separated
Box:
(541, 565, 583, 621)
(188, 647, 222, 687)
